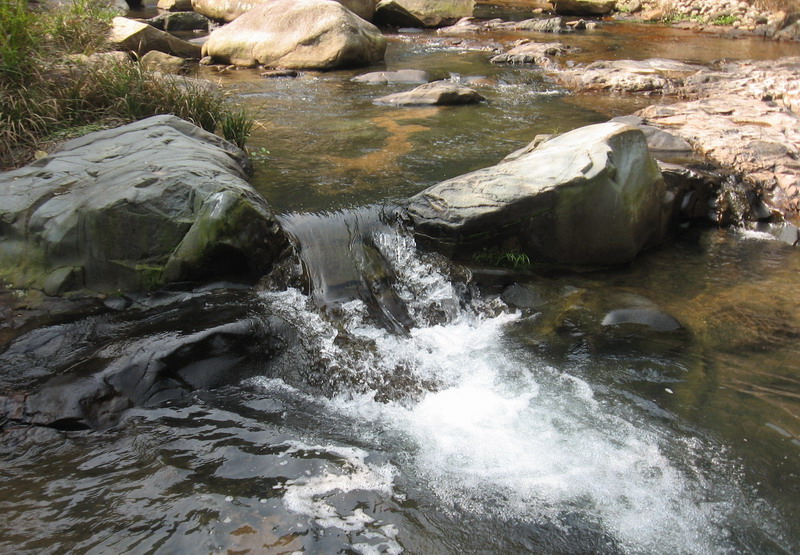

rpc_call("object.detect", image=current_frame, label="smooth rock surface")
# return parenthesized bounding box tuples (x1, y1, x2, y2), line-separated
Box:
(201, 0, 386, 69)
(405, 122, 667, 266)
(109, 16, 202, 58)
(191, 0, 376, 22)
(553, 0, 615, 15)
(147, 11, 210, 32)
(0, 115, 288, 294)
(374, 80, 484, 105)
(375, 0, 474, 27)
(352, 69, 431, 84)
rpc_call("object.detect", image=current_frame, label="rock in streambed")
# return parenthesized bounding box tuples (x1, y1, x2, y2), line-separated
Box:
(201, 0, 386, 69)
(404, 122, 667, 266)
(0, 115, 288, 295)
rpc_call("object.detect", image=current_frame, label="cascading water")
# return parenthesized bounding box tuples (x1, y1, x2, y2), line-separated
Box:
(249, 208, 779, 554)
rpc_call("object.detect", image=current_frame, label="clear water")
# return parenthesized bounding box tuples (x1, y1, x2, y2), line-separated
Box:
(2, 9, 800, 555)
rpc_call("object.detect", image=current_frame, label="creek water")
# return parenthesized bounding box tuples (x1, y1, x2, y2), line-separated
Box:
(2, 8, 800, 555)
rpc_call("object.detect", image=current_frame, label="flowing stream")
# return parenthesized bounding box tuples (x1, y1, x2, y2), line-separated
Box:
(2, 6, 800, 554)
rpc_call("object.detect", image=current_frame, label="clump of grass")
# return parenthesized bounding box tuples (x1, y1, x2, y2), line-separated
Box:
(0, 0, 255, 168)
(472, 249, 532, 269)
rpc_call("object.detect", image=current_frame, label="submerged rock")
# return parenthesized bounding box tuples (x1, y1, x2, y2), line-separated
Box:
(0, 289, 296, 430)
(201, 0, 386, 69)
(0, 115, 288, 295)
(373, 80, 484, 105)
(405, 122, 667, 266)
(375, 0, 474, 28)
(109, 16, 202, 58)
(352, 69, 431, 84)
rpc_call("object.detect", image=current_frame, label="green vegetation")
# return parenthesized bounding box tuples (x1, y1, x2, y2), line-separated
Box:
(0, 0, 254, 168)
(472, 249, 532, 269)
(711, 13, 739, 25)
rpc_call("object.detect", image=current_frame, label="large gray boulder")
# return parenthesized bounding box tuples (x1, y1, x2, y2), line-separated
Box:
(374, 0, 474, 27)
(201, 0, 386, 69)
(405, 122, 667, 266)
(191, 0, 376, 22)
(0, 115, 288, 295)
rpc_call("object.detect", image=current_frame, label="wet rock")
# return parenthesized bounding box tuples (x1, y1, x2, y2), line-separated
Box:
(0, 115, 288, 294)
(352, 69, 431, 84)
(0, 290, 296, 430)
(405, 122, 667, 266)
(490, 41, 574, 66)
(553, 0, 615, 15)
(260, 69, 299, 78)
(555, 58, 704, 93)
(109, 16, 202, 58)
(147, 11, 210, 32)
(201, 0, 386, 69)
(373, 80, 484, 105)
(601, 307, 682, 331)
(374, 0, 474, 28)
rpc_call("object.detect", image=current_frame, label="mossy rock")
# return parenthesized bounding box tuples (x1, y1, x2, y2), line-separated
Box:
(0, 115, 288, 295)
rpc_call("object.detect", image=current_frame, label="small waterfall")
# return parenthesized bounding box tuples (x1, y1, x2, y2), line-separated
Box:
(253, 210, 765, 554)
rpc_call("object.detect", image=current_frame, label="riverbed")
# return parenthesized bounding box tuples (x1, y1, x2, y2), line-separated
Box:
(1, 7, 799, 554)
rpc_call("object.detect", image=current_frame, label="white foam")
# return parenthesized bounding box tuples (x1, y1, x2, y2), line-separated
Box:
(256, 231, 744, 553)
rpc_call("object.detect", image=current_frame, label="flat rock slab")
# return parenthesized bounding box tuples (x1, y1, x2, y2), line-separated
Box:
(405, 122, 667, 266)
(374, 80, 485, 105)
(439, 16, 570, 34)
(0, 115, 287, 295)
(490, 41, 576, 65)
(555, 58, 704, 93)
(638, 95, 800, 215)
(352, 69, 432, 84)
(109, 16, 202, 58)
(201, 0, 386, 69)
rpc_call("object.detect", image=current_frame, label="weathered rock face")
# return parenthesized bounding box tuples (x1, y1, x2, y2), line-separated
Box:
(140, 50, 190, 73)
(490, 41, 574, 66)
(147, 11, 210, 32)
(373, 80, 484, 105)
(0, 115, 288, 295)
(191, 0, 376, 22)
(553, 0, 614, 15)
(555, 58, 704, 93)
(201, 0, 386, 69)
(374, 0, 474, 27)
(109, 16, 202, 58)
(638, 95, 800, 216)
(405, 122, 667, 266)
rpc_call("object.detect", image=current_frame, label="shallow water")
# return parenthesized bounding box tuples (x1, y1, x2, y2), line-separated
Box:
(2, 7, 800, 555)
